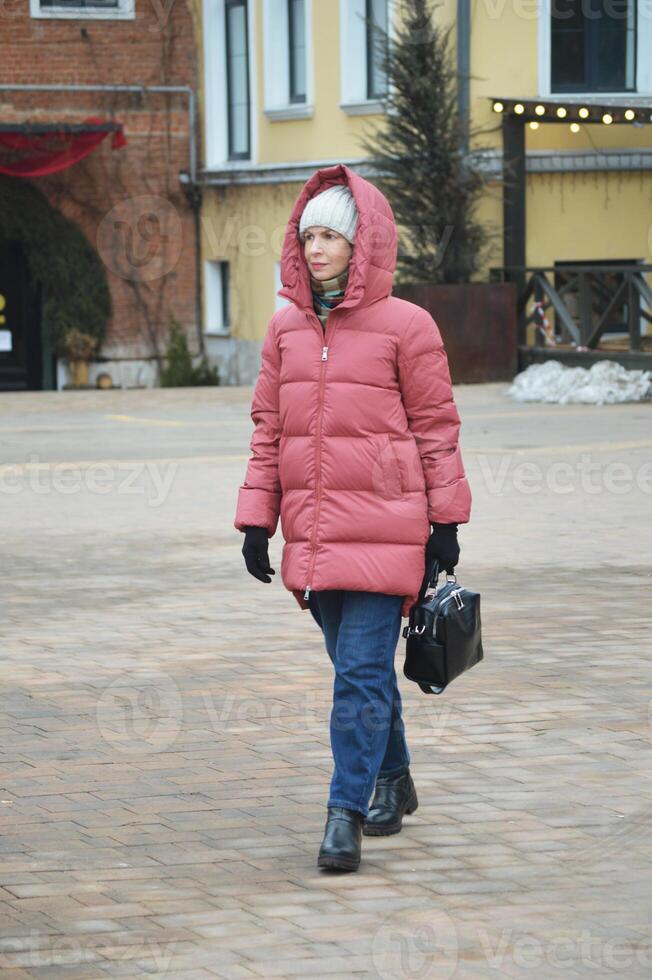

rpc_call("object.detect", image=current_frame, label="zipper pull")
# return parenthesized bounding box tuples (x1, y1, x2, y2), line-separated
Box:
(304, 586, 311, 600)
(321, 346, 329, 361)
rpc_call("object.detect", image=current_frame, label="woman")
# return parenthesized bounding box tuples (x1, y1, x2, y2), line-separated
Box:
(235, 164, 471, 872)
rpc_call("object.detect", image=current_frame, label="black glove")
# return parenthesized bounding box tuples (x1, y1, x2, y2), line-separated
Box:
(426, 522, 460, 574)
(242, 526, 276, 583)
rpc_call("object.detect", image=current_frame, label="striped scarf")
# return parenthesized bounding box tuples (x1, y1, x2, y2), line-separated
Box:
(310, 268, 349, 331)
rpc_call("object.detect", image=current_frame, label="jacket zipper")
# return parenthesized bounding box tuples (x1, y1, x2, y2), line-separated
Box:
(304, 310, 338, 600)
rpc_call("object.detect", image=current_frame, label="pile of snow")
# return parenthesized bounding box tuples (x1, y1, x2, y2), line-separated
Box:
(506, 359, 652, 405)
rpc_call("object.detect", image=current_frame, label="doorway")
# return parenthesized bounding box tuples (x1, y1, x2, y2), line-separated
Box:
(0, 240, 49, 391)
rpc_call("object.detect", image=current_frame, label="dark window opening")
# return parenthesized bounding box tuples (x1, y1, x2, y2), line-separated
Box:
(220, 261, 231, 329)
(40, 0, 119, 6)
(366, 0, 388, 100)
(551, 0, 636, 92)
(289, 0, 307, 104)
(225, 0, 251, 160)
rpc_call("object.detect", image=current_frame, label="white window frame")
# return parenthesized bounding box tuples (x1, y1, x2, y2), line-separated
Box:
(30, 0, 134, 19)
(339, 0, 394, 115)
(204, 260, 231, 335)
(263, 0, 314, 120)
(538, 0, 652, 98)
(203, 0, 258, 167)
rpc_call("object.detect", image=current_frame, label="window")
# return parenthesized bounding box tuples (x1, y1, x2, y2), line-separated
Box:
(263, 0, 312, 118)
(225, 0, 251, 159)
(366, 0, 388, 99)
(203, 0, 256, 165)
(551, 0, 636, 92)
(31, 0, 133, 18)
(40, 0, 117, 6)
(340, 0, 391, 113)
(205, 261, 231, 334)
(289, 0, 307, 103)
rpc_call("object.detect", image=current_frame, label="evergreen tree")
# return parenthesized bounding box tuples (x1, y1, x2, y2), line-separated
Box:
(360, 0, 490, 284)
(160, 317, 219, 387)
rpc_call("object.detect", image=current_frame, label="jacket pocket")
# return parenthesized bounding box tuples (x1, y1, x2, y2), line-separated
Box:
(380, 433, 404, 497)
(278, 435, 287, 491)
(406, 435, 426, 492)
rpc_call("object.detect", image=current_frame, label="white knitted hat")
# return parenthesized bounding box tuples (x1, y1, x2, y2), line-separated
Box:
(299, 185, 359, 244)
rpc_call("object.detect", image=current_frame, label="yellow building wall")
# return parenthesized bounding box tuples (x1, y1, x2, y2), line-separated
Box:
(201, 166, 652, 339)
(201, 0, 652, 342)
(471, 164, 652, 271)
(470, 3, 538, 148)
(255, 0, 390, 164)
(202, 182, 303, 339)
(527, 170, 652, 266)
(524, 119, 652, 155)
(470, 4, 650, 153)
(476, 168, 652, 277)
(475, 181, 505, 275)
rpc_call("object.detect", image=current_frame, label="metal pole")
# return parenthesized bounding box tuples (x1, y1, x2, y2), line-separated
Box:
(502, 115, 526, 274)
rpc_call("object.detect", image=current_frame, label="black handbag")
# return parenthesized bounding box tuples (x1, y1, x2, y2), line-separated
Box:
(402, 558, 484, 694)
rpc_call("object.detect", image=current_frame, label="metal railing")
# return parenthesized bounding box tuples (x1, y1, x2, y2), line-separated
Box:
(490, 264, 652, 353)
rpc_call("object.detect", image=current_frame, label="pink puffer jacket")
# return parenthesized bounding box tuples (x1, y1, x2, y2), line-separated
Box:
(234, 164, 472, 618)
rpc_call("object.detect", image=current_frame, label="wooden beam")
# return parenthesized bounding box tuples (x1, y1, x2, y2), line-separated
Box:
(628, 278, 641, 351)
(579, 272, 593, 348)
(632, 272, 652, 312)
(584, 279, 627, 348)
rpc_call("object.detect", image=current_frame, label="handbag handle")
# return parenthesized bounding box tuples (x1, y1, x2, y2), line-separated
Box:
(418, 557, 457, 602)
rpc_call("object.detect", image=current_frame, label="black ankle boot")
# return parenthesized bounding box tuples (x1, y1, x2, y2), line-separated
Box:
(317, 806, 363, 871)
(363, 767, 418, 836)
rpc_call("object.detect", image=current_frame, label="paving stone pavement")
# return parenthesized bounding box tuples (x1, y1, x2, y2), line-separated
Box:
(0, 383, 651, 979)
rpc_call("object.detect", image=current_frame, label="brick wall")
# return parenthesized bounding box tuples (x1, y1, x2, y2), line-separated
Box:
(0, 0, 201, 374)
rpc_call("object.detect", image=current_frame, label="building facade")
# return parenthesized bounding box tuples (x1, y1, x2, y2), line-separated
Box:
(0, 0, 199, 391)
(2, 0, 650, 390)
(199, 0, 652, 383)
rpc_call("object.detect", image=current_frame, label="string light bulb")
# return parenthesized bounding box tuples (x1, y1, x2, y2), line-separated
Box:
(493, 101, 504, 113)
(529, 121, 540, 130)
(535, 105, 545, 116)
(578, 107, 589, 119)
(570, 123, 580, 133)
(514, 103, 525, 114)
(625, 109, 635, 121)
(556, 106, 567, 118)
(602, 113, 613, 125)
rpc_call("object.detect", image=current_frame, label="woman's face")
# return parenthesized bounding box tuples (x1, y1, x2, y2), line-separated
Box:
(302, 226, 353, 281)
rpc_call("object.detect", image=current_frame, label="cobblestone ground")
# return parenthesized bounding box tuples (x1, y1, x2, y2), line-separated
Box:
(1, 383, 651, 979)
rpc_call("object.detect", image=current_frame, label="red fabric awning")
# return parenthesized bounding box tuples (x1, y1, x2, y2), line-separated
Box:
(0, 116, 127, 177)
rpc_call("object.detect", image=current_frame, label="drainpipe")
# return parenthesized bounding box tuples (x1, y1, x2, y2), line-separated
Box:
(180, 172, 205, 357)
(0, 83, 203, 352)
(457, 0, 470, 156)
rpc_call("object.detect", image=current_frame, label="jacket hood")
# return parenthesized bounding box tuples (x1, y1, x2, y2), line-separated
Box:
(278, 164, 398, 314)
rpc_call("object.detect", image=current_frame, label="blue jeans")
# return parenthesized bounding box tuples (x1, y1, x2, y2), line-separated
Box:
(308, 589, 411, 818)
